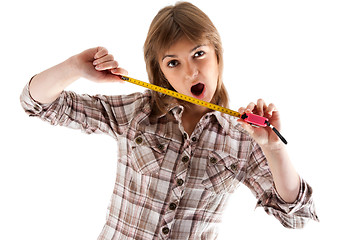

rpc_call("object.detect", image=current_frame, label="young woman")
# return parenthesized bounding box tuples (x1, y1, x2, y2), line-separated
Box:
(20, 2, 318, 239)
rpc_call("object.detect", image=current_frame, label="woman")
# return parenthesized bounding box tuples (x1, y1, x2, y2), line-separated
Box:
(20, 2, 318, 239)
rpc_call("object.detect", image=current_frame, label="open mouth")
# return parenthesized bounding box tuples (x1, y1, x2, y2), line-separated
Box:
(191, 83, 205, 96)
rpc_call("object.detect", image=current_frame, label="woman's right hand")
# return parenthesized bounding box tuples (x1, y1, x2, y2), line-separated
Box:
(29, 46, 128, 104)
(73, 46, 128, 83)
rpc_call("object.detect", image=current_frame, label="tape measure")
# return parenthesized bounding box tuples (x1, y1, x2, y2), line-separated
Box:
(120, 75, 241, 117)
(120, 75, 287, 144)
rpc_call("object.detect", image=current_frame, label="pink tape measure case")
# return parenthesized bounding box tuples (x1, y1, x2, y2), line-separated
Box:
(241, 113, 268, 127)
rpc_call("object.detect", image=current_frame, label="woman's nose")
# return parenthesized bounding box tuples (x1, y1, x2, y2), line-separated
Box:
(184, 61, 198, 80)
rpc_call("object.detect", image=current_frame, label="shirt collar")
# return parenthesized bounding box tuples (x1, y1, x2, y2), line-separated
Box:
(212, 110, 230, 131)
(164, 105, 230, 132)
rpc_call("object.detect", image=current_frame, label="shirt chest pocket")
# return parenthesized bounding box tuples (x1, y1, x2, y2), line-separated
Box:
(130, 133, 170, 175)
(202, 152, 245, 194)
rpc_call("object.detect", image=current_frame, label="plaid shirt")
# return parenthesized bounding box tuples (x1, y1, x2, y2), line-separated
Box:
(20, 82, 318, 239)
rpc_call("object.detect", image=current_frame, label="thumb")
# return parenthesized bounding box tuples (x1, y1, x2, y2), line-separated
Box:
(111, 67, 128, 76)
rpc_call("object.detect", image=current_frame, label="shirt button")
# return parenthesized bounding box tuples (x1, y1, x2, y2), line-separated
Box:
(169, 202, 177, 210)
(183, 133, 187, 139)
(162, 227, 170, 234)
(191, 137, 197, 142)
(177, 179, 184, 186)
(135, 137, 143, 144)
(230, 163, 238, 171)
(210, 157, 217, 164)
(181, 156, 189, 163)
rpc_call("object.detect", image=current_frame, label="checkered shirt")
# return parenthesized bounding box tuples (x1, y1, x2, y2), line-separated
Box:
(20, 82, 318, 240)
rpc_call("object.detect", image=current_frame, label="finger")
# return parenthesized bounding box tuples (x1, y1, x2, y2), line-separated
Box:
(111, 67, 128, 76)
(238, 107, 246, 115)
(265, 103, 276, 118)
(272, 109, 280, 120)
(95, 60, 119, 71)
(256, 99, 266, 116)
(94, 47, 108, 59)
(237, 107, 246, 122)
(93, 54, 114, 65)
(245, 102, 256, 113)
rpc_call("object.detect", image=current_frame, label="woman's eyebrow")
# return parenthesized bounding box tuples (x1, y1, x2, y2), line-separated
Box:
(162, 44, 206, 61)
(162, 54, 177, 61)
(190, 44, 205, 53)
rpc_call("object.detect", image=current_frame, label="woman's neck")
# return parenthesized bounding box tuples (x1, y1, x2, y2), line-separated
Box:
(181, 105, 210, 136)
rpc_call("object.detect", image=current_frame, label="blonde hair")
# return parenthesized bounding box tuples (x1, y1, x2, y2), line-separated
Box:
(143, 1, 229, 115)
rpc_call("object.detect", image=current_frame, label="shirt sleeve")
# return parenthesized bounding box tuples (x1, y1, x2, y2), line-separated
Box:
(19, 79, 148, 139)
(243, 141, 319, 229)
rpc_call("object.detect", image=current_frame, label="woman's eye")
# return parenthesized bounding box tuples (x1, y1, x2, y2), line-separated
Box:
(167, 60, 179, 68)
(194, 50, 205, 58)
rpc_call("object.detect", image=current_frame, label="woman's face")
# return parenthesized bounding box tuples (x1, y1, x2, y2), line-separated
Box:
(159, 37, 219, 104)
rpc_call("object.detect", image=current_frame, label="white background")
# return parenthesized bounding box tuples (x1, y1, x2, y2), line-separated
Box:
(1, 0, 359, 239)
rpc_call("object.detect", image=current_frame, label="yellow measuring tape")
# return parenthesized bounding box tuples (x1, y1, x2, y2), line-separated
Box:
(120, 75, 241, 118)
(120, 75, 288, 144)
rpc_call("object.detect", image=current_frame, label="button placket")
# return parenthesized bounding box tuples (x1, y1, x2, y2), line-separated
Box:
(161, 151, 188, 237)
(172, 170, 187, 199)
(162, 198, 179, 237)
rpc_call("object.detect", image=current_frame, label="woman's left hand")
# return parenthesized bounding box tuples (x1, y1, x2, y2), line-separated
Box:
(238, 99, 282, 147)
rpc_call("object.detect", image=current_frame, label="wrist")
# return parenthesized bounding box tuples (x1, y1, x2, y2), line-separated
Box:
(259, 141, 285, 153)
(259, 142, 289, 165)
(66, 55, 82, 80)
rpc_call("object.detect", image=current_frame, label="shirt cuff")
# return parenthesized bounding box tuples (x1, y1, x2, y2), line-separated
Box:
(20, 76, 53, 116)
(255, 177, 319, 227)
(272, 177, 308, 214)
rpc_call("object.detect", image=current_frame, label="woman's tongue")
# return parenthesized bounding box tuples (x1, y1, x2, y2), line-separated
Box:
(191, 83, 205, 96)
